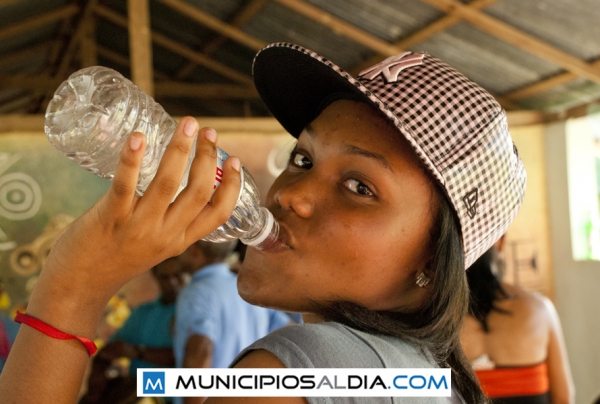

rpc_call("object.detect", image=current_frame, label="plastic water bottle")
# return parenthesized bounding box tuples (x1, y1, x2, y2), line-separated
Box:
(44, 66, 279, 249)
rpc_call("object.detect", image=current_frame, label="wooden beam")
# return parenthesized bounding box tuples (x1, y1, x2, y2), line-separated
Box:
(0, 4, 79, 42)
(0, 112, 553, 134)
(506, 110, 551, 126)
(0, 72, 257, 100)
(0, 115, 288, 135)
(492, 94, 520, 111)
(0, 95, 32, 114)
(128, 0, 154, 96)
(95, 5, 253, 85)
(154, 82, 259, 99)
(275, 0, 402, 56)
(26, 17, 75, 114)
(352, 0, 500, 74)
(176, 0, 269, 80)
(158, 0, 266, 51)
(97, 45, 130, 67)
(504, 59, 600, 101)
(54, 0, 101, 79)
(0, 74, 63, 91)
(31, 0, 102, 113)
(505, 73, 579, 101)
(421, 0, 600, 84)
(96, 46, 171, 81)
(153, 33, 254, 85)
(0, 41, 54, 69)
(0, 0, 24, 7)
(47, 19, 73, 68)
(202, 0, 268, 56)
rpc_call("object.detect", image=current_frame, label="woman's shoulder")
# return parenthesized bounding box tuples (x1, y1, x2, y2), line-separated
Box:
(231, 322, 436, 369)
(500, 283, 556, 322)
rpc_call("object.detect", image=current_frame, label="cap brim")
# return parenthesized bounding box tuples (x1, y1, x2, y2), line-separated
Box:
(253, 44, 374, 138)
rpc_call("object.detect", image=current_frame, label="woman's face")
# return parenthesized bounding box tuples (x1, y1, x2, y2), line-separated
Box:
(238, 100, 436, 313)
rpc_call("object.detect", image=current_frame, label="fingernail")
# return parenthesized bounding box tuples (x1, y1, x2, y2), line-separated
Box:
(230, 157, 241, 172)
(130, 134, 143, 150)
(203, 128, 217, 143)
(183, 120, 198, 137)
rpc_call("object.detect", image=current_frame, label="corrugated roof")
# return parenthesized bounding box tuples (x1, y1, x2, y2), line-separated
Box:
(1, 0, 600, 118)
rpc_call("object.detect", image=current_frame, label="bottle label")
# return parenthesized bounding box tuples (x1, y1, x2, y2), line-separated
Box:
(214, 148, 229, 189)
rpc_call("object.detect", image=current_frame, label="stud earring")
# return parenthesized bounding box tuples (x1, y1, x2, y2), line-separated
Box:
(416, 272, 430, 288)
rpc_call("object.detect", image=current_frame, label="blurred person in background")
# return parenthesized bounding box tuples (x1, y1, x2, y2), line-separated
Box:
(81, 256, 185, 404)
(0, 279, 19, 373)
(461, 237, 575, 404)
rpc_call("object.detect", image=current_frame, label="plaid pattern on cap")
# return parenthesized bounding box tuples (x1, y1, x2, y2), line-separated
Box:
(253, 43, 526, 268)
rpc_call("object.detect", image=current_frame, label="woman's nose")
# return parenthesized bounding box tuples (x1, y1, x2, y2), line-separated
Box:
(273, 175, 315, 219)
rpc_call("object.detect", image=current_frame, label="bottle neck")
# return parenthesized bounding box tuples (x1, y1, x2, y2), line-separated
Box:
(240, 207, 279, 249)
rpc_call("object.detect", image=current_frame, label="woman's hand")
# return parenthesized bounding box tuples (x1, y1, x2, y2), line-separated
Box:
(39, 117, 240, 309)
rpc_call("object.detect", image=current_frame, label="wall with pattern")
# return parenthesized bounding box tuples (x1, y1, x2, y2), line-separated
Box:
(0, 133, 110, 317)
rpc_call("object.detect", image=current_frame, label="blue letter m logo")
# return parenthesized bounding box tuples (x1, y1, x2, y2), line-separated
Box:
(143, 372, 165, 394)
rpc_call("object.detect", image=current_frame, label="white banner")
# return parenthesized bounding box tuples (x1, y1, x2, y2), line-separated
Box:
(137, 368, 451, 397)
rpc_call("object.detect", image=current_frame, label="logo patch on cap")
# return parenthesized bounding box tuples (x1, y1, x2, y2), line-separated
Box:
(359, 52, 425, 83)
(463, 188, 479, 219)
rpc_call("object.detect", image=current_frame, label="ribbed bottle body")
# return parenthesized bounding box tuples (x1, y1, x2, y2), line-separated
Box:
(45, 66, 181, 195)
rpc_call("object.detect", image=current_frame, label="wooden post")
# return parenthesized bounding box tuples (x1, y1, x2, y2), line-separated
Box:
(128, 0, 154, 96)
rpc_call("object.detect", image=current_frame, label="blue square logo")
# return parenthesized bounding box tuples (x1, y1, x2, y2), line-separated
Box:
(143, 371, 165, 394)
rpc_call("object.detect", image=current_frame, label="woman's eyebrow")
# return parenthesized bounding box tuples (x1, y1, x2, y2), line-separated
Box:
(343, 145, 392, 172)
(305, 123, 392, 171)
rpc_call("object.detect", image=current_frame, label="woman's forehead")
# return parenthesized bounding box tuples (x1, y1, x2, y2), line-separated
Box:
(302, 99, 420, 165)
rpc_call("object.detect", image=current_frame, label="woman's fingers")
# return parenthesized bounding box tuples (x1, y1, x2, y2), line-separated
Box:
(184, 156, 242, 245)
(167, 127, 229, 226)
(101, 132, 146, 218)
(140, 117, 200, 213)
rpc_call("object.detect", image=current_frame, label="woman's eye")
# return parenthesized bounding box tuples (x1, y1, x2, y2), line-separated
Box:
(342, 179, 374, 197)
(289, 151, 312, 169)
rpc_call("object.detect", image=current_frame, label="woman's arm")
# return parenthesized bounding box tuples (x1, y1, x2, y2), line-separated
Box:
(543, 298, 575, 404)
(0, 118, 241, 404)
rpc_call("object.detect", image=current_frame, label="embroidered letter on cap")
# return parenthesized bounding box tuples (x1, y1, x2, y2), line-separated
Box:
(359, 52, 425, 83)
(463, 188, 479, 219)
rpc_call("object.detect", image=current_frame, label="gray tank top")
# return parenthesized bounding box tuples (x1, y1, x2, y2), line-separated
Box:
(230, 322, 464, 404)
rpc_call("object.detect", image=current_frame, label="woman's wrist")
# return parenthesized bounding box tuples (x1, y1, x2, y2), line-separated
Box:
(25, 257, 115, 340)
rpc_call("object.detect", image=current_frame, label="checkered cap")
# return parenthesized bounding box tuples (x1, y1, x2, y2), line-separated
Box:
(253, 43, 526, 268)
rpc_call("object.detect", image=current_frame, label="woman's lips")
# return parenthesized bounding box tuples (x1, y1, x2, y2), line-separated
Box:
(258, 238, 291, 253)
(255, 221, 293, 253)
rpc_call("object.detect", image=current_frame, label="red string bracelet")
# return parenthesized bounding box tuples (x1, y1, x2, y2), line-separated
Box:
(14, 311, 97, 357)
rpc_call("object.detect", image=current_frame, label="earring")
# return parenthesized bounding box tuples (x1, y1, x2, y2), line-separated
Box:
(416, 272, 430, 288)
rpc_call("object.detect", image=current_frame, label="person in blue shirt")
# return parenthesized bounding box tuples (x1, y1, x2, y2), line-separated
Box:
(81, 256, 186, 404)
(0, 279, 19, 374)
(174, 240, 291, 404)
(0, 313, 20, 373)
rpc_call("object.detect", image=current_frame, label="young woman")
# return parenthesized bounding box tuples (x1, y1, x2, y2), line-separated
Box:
(0, 43, 526, 404)
(461, 239, 574, 403)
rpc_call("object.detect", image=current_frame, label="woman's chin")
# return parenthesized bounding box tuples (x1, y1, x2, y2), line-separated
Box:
(236, 267, 268, 305)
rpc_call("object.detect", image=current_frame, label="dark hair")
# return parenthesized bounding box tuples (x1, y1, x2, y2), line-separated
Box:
(151, 255, 180, 274)
(311, 184, 487, 403)
(466, 248, 511, 333)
